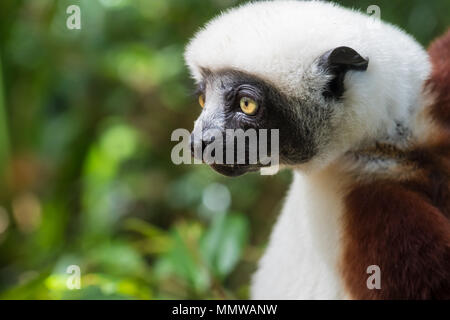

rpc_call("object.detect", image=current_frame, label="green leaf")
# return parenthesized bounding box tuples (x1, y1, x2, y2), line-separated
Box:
(164, 222, 210, 293)
(201, 213, 249, 279)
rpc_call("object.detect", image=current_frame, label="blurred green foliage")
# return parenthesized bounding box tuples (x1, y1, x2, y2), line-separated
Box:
(0, 0, 449, 300)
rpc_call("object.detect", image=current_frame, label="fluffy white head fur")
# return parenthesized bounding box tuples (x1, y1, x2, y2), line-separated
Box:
(185, 1, 431, 168)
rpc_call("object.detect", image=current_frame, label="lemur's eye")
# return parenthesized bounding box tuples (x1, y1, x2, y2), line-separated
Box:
(240, 97, 258, 115)
(198, 94, 205, 108)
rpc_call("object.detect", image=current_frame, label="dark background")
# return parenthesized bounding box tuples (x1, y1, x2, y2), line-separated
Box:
(0, 0, 448, 299)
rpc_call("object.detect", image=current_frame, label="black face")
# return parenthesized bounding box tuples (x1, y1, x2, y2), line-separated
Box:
(190, 69, 330, 177)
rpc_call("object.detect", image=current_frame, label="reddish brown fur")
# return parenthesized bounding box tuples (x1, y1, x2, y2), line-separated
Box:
(342, 167, 450, 299)
(427, 29, 450, 126)
(341, 31, 450, 299)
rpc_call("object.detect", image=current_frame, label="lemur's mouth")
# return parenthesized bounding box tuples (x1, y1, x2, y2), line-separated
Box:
(210, 163, 259, 177)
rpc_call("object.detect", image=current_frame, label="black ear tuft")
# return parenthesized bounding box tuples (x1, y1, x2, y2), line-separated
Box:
(319, 46, 369, 99)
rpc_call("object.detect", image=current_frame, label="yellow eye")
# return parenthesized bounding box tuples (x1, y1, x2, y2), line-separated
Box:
(199, 94, 205, 108)
(240, 97, 258, 115)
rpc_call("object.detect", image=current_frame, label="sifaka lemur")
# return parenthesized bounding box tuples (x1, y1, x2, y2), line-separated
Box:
(184, 0, 450, 299)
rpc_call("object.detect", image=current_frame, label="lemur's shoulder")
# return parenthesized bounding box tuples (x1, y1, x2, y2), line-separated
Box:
(341, 137, 450, 299)
(342, 178, 450, 299)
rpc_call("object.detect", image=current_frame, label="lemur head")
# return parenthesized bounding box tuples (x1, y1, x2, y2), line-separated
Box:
(185, 1, 431, 176)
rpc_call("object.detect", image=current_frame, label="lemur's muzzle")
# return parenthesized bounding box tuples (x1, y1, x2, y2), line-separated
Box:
(189, 131, 259, 177)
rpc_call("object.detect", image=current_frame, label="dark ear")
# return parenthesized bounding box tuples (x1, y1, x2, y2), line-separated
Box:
(319, 46, 369, 99)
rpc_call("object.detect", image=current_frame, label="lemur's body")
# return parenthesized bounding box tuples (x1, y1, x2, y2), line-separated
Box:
(185, 1, 450, 299)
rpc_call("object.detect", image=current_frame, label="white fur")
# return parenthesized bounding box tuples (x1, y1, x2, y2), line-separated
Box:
(251, 168, 349, 299)
(185, 0, 433, 299)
